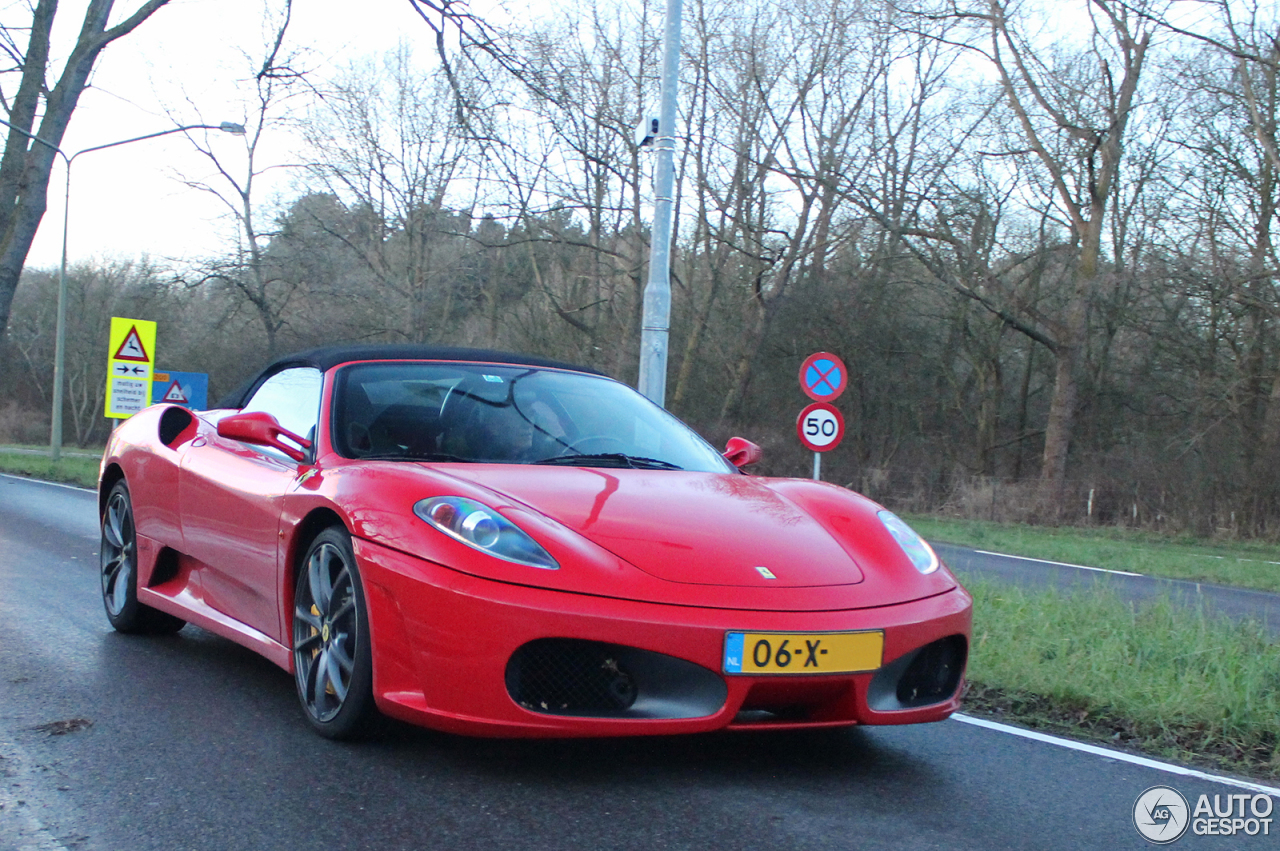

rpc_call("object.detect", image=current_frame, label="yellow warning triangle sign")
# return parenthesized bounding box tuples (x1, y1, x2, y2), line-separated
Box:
(113, 326, 150, 362)
(162, 380, 188, 403)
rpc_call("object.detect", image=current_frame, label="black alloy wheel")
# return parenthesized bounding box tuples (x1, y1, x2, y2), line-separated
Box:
(292, 527, 376, 738)
(100, 480, 185, 634)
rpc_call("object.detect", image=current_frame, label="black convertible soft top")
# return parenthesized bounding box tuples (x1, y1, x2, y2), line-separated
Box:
(216, 344, 601, 409)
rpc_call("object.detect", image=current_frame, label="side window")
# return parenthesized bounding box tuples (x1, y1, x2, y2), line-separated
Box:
(241, 367, 324, 445)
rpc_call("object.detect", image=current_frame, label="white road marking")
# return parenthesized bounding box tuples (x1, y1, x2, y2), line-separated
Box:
(953, 713, 1280, 797)
(972, 549, 1142, 576)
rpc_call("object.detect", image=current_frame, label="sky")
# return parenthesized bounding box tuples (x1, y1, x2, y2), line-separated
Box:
(21, 0, 439, 269)
(18, 0, 1230, 272)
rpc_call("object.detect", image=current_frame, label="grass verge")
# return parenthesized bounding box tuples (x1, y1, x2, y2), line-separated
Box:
(0, 449, 99, 488)
(964, 577, 1280, 780)
(907, 514, 1280, 594)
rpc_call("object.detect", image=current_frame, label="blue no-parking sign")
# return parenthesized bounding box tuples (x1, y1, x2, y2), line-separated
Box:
(799, 352, 847, 402)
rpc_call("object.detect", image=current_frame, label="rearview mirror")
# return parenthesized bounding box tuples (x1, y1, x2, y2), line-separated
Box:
(217, 411, 311, 462)
(722, 436, 762, 468)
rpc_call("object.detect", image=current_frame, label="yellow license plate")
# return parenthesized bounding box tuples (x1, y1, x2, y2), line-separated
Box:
(723, 631, 884, 675)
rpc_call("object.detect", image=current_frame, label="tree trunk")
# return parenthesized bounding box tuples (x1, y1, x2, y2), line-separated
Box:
(1039, 338, 1080, 512)
(1039, 221, 1098, 514)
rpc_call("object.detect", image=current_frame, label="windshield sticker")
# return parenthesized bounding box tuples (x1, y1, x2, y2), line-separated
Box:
(483, 375, 504, 383)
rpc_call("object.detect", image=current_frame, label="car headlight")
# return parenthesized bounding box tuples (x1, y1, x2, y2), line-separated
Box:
(414, 496, 559, 570)
(877, 510, 938, 574)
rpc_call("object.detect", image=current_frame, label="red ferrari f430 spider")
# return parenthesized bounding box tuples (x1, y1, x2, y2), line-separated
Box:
(98, 345, 971, 739)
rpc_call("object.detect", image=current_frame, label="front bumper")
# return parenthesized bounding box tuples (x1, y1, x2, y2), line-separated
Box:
(356, 538, 972, 738)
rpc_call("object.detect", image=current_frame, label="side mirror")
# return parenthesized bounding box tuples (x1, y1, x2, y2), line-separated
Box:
(217, 411, 311, 462)
(722, 436, 762, 469)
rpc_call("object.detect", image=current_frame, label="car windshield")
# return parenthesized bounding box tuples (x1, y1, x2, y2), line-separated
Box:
(331, 362, 735, 473)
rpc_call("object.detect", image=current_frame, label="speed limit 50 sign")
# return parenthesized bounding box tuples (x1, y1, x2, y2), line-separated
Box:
(796, 402, 845, 452)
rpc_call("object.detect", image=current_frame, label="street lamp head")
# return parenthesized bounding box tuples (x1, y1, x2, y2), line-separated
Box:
(219, 122, 247, 135)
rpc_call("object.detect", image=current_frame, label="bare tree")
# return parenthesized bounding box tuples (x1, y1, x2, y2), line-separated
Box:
(499, 2, 656, 375)
(179, 0, 309, 358)
(0, 0, 170, 340)
(688, 0, 876, 419)
(1155, 17, 1279, 525)
(1119, 0, 1278, 170)
(898, 0, 1157, 511)
(303, 46, 480, 344)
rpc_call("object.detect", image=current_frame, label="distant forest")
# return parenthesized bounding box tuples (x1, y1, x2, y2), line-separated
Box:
(3, 0, 1279, 536)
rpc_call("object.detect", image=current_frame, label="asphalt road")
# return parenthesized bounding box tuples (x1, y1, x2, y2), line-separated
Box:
(2, 473, 1276, 851)
(934, 543, 1280, 633)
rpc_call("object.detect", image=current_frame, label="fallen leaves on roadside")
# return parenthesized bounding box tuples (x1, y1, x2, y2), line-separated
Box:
(32, 718, 92, 736)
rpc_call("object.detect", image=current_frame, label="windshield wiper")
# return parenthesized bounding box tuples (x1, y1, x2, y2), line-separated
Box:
(533, 453, 683, 470)
(358, 452, 472, 463)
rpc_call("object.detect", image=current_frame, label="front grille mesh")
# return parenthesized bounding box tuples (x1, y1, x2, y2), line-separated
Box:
(507, 639, 638, 715)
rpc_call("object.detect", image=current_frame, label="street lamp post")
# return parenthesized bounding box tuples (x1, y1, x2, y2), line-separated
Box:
(637, 0, 684, 406)
(0, 119, 245, 461)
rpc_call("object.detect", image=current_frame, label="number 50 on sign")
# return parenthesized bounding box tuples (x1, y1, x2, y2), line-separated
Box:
(796, 402, 844, 452)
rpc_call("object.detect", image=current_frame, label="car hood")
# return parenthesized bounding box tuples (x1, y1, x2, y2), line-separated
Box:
(452, 467, 866, 587)
(322, 460, 957, 611)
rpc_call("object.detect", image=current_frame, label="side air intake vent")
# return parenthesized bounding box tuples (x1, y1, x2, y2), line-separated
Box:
(867, 635, 967, 711)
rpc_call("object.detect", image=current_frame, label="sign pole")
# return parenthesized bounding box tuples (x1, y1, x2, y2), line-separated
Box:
(813, 452, 821, 482)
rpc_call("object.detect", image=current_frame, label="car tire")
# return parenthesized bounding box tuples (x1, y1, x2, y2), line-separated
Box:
(292, 527, 377, 739)
(100, 480, 186, 634)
